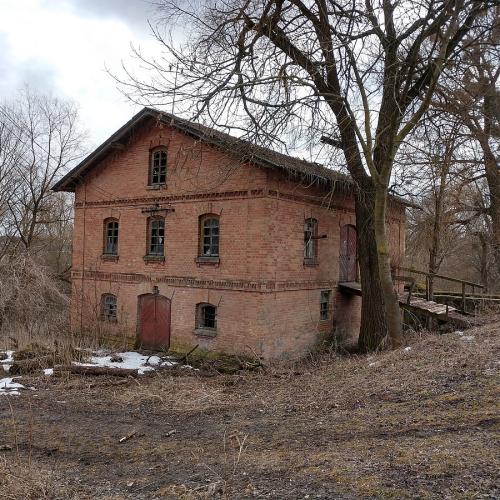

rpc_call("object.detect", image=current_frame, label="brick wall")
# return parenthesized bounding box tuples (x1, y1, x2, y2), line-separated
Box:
(69, 119, 406, 359)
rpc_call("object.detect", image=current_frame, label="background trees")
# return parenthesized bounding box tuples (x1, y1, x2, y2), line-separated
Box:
(0, 90, 86, 337)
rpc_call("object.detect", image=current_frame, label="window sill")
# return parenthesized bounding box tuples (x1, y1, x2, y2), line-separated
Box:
(143, 255, 165, 263)
(100, 317, 117, 323)
(194, 328, 217, 338)
(146, 184, 167, 191)
(304, 259, 319, 267)
(195, 256, 220, 266)
(101, 254, 119, 262)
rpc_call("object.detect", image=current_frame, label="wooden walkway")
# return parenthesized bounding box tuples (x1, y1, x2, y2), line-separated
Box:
(338, 282, 476, 328)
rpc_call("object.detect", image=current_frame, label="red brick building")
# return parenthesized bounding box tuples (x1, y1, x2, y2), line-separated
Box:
(53, 108, 406, 359)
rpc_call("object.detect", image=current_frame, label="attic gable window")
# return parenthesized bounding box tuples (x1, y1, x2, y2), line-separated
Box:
(150, 149, 167, 185)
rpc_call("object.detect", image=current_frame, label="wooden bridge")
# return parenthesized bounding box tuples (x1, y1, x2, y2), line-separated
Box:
(339, 267, 486, 329)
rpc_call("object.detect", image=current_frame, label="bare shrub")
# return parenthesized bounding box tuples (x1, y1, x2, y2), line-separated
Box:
(0, 253, 69, 351)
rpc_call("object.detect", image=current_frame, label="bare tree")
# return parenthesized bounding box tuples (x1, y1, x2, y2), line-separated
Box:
(1, 91, 85, 254)
(116, 0, 495, 350)
(0, 116, 23, 259)
(434, 6, 500, 272)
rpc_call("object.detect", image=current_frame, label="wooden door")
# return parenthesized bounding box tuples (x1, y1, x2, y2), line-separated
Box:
(339, 224, 358, 282)
(137, 294, 171, 350)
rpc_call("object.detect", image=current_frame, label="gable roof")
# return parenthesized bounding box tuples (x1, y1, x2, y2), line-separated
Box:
(51, 107, 417, 209)
(52, 107, 350, 192)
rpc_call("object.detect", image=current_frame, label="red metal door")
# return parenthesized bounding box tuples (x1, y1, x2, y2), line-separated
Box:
(137, 294, 171, 350)
(339, 225, 358, 282)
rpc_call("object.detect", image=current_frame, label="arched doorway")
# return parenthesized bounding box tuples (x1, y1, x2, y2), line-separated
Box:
(339, 224, 358, 282)
(137, 293, 171, 350)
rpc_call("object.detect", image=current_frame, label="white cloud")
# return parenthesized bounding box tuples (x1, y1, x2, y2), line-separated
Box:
(0, 0, 160, 146)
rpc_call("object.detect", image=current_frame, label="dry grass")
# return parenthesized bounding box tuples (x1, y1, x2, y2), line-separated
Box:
(1, 321, 498, 498)
(0, 457, 82, 500)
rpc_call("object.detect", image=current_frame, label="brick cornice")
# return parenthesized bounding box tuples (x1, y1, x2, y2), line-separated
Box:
(72, 269, 337, 293)
(74, 187, 356, 213)
(74, 188, 403, 222)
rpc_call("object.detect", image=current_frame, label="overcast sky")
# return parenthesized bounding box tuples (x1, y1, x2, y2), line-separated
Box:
(0, 0, 160, 148)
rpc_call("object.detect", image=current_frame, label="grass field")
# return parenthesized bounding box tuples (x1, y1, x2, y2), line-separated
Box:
(1, 321, 499, 499)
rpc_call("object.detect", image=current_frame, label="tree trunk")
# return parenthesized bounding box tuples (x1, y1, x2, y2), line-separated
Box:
(356, 188, 402, 351)
(483, 146, 500, 275)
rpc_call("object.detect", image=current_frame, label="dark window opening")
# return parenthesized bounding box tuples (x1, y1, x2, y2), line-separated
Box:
(104, 219, 119, 255)
(101, 294, 117, 321)
(148, 218, 165, 256)
(320, 290, 331, 320)
(200, 215, 219, 257)
(197, 303, 217, 330)
(304, 218, 318, 261)
(150, 150, 167, 185)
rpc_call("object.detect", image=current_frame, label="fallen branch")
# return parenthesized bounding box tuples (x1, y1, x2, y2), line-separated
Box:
(181, 344, 199, 364)
(119, 430, 137, 443)
(53, 365, 140, 377)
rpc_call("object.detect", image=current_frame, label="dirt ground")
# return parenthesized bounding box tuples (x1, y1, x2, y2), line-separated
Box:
(1, 323, 499, 499)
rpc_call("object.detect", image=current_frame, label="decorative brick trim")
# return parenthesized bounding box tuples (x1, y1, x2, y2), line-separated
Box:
(75, 189, 251, 208)
(73, 187, 404, 223)
(71, 269, 337, 293)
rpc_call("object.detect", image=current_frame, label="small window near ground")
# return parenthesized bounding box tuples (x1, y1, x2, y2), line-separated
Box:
(103, 219, 119, 255)
(150, 149, 167, 185)
(196, 303, 217, 331)
(320, 290, 331, 320)
(304, 218, 318, 262)
(101, 294, 117, 321)
(199, 214, 219, 257)
(148, 217, 165, 256)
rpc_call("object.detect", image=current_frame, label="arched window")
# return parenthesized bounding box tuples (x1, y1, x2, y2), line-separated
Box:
(199, 214, 219, 257)
(304, 218, 318, 261)
(147, 217, 165, 256)
(103, 218, 119, 255)
(196, 303, 217, 331)
(101, 294, 117, 321)
(150, 149, 167, 185)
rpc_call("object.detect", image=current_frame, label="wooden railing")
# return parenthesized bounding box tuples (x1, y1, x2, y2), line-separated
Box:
(393, 266, 484, 314)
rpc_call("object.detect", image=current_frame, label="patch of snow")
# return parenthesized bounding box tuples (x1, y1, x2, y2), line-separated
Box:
(0, 377, 25, 396)
(0, 350, 14, 364)
(460, 335, 475, 342)
(404, 347, 412, 352)
(44, 368, 54, 376)
(74, 351, 178, 375)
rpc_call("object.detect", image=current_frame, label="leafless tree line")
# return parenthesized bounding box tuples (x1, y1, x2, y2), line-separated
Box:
(0, 89, 86, 338)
